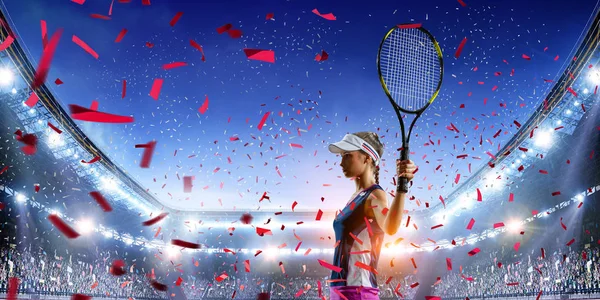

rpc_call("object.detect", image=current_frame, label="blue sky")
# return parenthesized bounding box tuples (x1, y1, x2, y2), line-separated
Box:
(3, 0, 597, 212)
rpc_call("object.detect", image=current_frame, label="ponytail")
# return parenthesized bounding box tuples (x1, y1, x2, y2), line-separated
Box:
(374, 165, 380, 185)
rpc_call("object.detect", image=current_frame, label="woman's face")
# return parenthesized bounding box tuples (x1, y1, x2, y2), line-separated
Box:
(340, 150, 368, 178)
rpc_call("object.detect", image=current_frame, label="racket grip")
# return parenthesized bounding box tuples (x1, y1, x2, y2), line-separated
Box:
(397, 148, 409, 194)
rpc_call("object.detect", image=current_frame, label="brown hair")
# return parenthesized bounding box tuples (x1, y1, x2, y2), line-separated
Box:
(353, 131, 384, 184)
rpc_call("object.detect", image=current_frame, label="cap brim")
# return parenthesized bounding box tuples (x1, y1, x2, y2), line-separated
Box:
(328, 140, 360, 153)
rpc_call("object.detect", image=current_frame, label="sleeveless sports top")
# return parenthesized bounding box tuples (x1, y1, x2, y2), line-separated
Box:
(331, 183, 385, 288)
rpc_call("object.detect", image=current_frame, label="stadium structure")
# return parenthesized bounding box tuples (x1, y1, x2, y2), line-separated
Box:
(0, 2, 600, 300)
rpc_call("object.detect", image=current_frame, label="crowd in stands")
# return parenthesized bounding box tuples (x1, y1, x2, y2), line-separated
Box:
(433, 247, 600, 299)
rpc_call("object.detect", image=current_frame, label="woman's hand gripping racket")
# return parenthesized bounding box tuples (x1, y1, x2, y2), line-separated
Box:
(377, 24, 444, 193)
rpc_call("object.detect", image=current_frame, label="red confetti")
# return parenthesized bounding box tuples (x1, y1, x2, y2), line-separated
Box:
(198, 95, 209, 114)
(256, 227, 272, 236)
(33, 28, 63, 89)
(169, 12, 183, 27)
(467, 248, 480, 256)
(69, 104, 133, 123)
(71, 0, 85, 4)
(228, 29, 242, 39)
(446, 258, 452, 270)
(317, 259, 342, 272)
(48, 214, 80, 238)
(240, 213, 253, 224)
(509, 193, 514, 202)
(71, 294, 92, 300)
(25, 92, 39, 108)
(216, 23, 232, 34)
(455, 37, 467, 59)
(142, 212, 168, 226)
(522, 54, 531, 60)
(243, 48, 275, 63)
(150, 280, 168, 291)
(493, 222, 505, 228)
(257, 111, 270, 130)
(457, 0, 467, 6)
(466, 218, 475, 230)
(552, 191, 561, 196)
(312, 8, 336, 21)
(90, 191, 112, 212)
(397, 23, 422, 29)
(7, 277, 19, 300)
(431, 224, 443, 230)
(54, 78, 63, 85)
(315, 209, 323, 221)
(14, 130, 37, 155)
(476, 188, 482, 201)
(90, 14, 111, 20)
(114, 28, 127, 43)
(514, 242, 520, 252)
(171, 239, 200, 249)
(135, 140, 156, 168)
(315, 50, 329, 62)
(81, 156, 100, 164)
(183, 176, 194, 193)
(215, 273, 228, 282)
(566, 238, 575, 246)
(149, 78, 164, 100)
(72, 35, 99, 59)
(266, 13, 274, 20)
(0, 34, 14, 51)
(560, 217, 567, 230)
(190, 39, 206, 61)
(175, 277, 183, 286)
(163, 61, 187, 70)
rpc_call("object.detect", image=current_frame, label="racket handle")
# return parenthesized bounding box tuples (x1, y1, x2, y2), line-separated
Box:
(397, 148, 409, 194)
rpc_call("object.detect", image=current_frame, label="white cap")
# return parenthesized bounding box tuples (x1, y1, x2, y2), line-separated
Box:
(328, 134, 380, 166)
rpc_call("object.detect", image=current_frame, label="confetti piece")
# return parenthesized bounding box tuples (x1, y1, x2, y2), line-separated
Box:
(215, 273, 228, 282)
(90, 191, 112, 212)
(54, 78, 63, 85)
(149, 78, 164, 100)
(467, 248, 480, 256)
(142, 0, 150, 5)
(169, 12, 183, 26)
(522, 54, 531, 60)
(243, 48, 275, 63)
(431, 224, 443, 230)
(114, 28, 128, 43)
(151, 280, 168, 291)
(32, 28, 63, 89)
(397, 23, 421, 29)
(0, 34, 14, 51)
(244, 260, 251, 272)
(71, 0, 85, 4)
(560, 217, 567, 230)
(457, 0, 467, 6)
(48, 214, 79, 238)
(509, 193, 514, 202)
(315, 50, 329, 62)
(317, 259, 342, 273)
(109, 260, 126, 276)
(142, 212, 168, 226)
(7, 277, 18, 300)
(14, 130, 38, 155)
(175, 277, 183, 286)
(446, 258, 452, 270)
(315, 209, 323, 220)
(172, 239, 200, 249)
(256, 227, 272, 236)
(228, 29, 242, 39)
(466, 218, 475, 230)
(183, 176, 194, 193)
(198, 95, 209, 114)
(493, 222, 505, 228)
(240, 213, 253, 224)
(81, 156, 100, 164)
(257, 111, 270, 130)
(552, 191, 561, 196)
(265, 12, 274, 20)
(216, 23, 232, 34)
(312, 8, 336, 20)
(90, 14, 111, 20)
(25, 92, 39, 108)
(536, 291, 543, 300)
(71, 294, 92, 300)
(72, 35, 99, 59)
(190, 39, 206, 62)
(426, 297, 442, 300)
(69, 104, 133, 123)
(455, 37, 467, 59)
(163, 61, 187, 70)
(476, 188, 482, 201)
(514, 242, 520, 252)
(135, 140, 156, 168)
(566, 238, 575, 246)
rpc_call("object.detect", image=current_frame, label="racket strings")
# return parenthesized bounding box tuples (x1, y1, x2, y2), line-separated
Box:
(380, 28, 440, 111)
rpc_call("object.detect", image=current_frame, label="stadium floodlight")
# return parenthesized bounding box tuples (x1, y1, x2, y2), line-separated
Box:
(15, 193, 26, 203)
(588, 71, 600, 85)
(583, 88, 589, 94)
(533, 129, 553, 149)
(11, 88, 16, 94)
(48, 135, 65, 149)
(565, 109, 572, 116)
(166, 246, 179, 258)
(102, 231, 113, 239)
(77, 219, 95, 235)
(507, 220, 521, 233)
(576, 193, 584, 201)
(0, 68, 13, 86)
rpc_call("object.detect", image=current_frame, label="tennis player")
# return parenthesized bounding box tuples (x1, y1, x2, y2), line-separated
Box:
(328, 131, 416, 300)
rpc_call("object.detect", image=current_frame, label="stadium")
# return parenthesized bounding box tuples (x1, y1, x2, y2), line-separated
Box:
(0, 0, 600, 300)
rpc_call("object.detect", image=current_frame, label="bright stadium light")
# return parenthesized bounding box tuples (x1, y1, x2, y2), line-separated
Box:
(15, 193, 26, 203)
(507, 220, 521, 233)
(588, 71, 600, 85)
(534, 130, 553, 149)
(0, 68, 13, 85)
(11, 87, 16, 94)
(48, 134, 65, 149)
(77, 219, 95, 235)
(576, 193, 584, 201)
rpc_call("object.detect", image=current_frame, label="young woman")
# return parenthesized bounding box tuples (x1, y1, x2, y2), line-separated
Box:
(327, 131, 416, 300)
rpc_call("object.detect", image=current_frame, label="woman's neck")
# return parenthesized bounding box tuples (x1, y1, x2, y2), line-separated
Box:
(354, 176, 376, 193)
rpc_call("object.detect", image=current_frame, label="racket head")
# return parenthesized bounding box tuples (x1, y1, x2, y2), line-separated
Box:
(377, 24, 444, 114)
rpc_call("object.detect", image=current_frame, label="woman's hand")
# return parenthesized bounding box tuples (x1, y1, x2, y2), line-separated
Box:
(397, 159, 417, 181)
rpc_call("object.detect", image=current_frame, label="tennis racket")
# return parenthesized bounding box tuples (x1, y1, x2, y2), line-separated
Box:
(377, 24, 443, 193)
